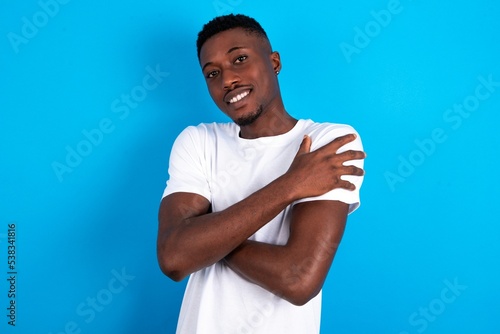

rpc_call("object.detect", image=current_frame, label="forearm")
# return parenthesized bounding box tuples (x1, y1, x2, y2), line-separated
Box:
(224, 201, 347, 305)
(158, 174, 298, 281)
(225, 239, 335, 305)
(224, 241, 292, 299)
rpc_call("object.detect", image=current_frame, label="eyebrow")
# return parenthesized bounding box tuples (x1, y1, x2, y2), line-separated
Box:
(202, 46, 246, 72)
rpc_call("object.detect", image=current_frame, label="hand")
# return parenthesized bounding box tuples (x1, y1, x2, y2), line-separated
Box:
(285, 133, 366, 200)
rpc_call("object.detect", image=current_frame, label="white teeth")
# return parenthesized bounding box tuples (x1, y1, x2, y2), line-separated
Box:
(229, 91, 249, 104)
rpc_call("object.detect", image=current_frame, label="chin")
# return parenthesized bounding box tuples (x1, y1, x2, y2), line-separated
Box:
(234, 106, 263, 126)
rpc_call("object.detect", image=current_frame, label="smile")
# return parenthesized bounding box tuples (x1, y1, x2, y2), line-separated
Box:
(228, 90, 250, 104)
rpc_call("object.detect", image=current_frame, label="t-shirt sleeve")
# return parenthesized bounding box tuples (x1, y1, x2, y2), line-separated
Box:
(293, 124, 365, 214)
(161, 126, 212, 202)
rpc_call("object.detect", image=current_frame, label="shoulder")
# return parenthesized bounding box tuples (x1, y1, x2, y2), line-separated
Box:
(299, 119, 362, 150)
(300, 119, 359, 136)
(175, 122, 237, 144)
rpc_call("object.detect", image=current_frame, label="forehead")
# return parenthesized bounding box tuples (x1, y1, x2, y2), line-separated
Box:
(199, 28, 266, 64)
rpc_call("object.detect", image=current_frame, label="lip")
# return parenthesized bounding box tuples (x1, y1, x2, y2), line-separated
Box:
(224, 86, 252, 104)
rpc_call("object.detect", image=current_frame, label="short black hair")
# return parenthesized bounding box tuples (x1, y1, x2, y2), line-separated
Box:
(196, 14, 269, 60)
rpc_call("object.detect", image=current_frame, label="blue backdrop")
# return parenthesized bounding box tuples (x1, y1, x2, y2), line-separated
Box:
(1, 0, 499, 333)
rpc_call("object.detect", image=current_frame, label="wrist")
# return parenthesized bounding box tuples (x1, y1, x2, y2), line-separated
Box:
(274, 173, 300, 203)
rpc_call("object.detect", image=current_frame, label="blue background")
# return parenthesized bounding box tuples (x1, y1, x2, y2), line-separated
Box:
(1, 0, 499, 333)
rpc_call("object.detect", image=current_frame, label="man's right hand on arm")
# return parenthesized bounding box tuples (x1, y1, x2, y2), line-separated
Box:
(285, 133, 365, 200)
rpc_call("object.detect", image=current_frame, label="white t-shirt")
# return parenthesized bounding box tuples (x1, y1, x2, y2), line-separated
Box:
(162, 119, 364, 334)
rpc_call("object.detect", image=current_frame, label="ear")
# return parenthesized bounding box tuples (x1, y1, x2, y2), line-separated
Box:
(270, 51, 282, 74)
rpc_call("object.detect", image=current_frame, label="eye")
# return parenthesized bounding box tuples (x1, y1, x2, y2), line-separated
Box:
(206, 70, 219, 79)
(234, 55, 248, 63)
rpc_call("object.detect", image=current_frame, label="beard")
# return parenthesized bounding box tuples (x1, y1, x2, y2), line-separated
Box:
(234, 105, 263, 126)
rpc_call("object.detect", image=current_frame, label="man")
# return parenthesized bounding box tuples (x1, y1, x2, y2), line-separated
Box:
(157, 14, 366, 333)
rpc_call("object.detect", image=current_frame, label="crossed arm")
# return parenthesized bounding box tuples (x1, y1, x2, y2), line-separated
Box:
(224, 200, 348, 305)
(157, 134, 364, 305)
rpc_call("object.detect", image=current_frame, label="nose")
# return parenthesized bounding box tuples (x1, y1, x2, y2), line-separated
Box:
(222, 69, 240, 91)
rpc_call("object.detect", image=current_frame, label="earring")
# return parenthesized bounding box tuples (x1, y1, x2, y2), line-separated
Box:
(275, 71, 279, 75)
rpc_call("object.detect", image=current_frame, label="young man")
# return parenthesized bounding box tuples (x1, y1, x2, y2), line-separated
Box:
(157, 14, 366, 334)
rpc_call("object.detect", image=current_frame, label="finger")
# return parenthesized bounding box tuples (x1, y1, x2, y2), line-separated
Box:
(340, 165, 365, 177)
(336, 179, 356, 191)
(320, 133, 357, 152)
(296, 135, 311, 156)
(336, 150, 366, 162)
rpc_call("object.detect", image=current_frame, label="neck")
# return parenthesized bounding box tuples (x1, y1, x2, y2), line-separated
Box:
(239, 101, 297, 139)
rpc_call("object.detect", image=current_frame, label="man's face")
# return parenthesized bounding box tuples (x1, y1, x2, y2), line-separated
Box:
(199, 28, 281, 126)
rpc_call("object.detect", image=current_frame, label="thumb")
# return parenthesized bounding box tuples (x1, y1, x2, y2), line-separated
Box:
(296, 135, 311, 156)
